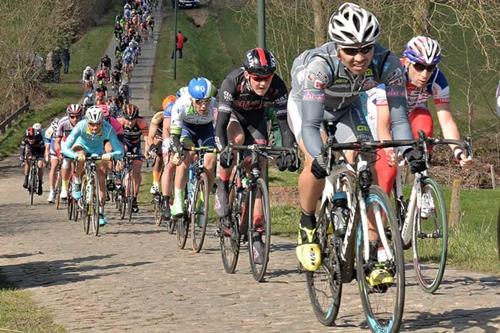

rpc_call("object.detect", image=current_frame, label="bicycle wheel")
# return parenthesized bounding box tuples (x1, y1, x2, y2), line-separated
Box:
(220, 183, 243, 274)
(305, 199, 342, 326)
(91, 173, 100, 236)
(356, 185, 404, 333)
(55, 171, 62, 209)
(412, 177, 448, 293)
(127, 176, 134, 223)
(29, 166, 36, 206)
(81, 177, 91, 235)
(165, 199, 176, 234)
(247, 178, 271, 282)
(176, 215, 189, 249)
(67, 194, 74, 220)
(153, 194, 162, 226)
(191, 173, 209, 253)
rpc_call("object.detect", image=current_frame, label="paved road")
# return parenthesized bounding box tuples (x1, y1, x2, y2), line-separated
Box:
(1, 5, 499, 333)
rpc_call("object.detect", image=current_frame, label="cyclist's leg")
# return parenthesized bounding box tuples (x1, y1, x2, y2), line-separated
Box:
(199, 126, 217, 189)
(171, 141, 194, 216)
(48, 156, 59, 200)
(215, 117, 244, 217)
(131, 158, 143, 210)
(61, 157, 72, 198)
(288, 98, 324, 270)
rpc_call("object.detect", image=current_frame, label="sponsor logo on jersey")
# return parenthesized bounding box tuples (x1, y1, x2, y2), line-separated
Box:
(223, 91, 233, 102)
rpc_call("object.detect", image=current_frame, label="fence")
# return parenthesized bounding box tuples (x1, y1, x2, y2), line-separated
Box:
(0, 101, 31, 135)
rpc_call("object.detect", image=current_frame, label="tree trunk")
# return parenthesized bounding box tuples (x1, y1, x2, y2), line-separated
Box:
(312, 0, 327, 47)
(412, 0, 431, 35)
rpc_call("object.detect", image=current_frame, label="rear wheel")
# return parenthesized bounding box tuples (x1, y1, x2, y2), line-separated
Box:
(356, 185, 404, 333)
(29, 165, 36, 206)
(305, 199, 342, 326)
(191, 173, 209, 253)
(176, 215, 189, 249)
(153, 194, 162, 226)
(247, 178, 271, 282)
(220, 183, 243, 274)
(412, 177, 448, 293)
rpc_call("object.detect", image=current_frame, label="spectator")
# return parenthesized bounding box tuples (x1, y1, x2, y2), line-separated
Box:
(171, 30, 187, 59)
(53, 47, 63, 83)
(45, 51, 54, 82)
(62, 47, 70, 74)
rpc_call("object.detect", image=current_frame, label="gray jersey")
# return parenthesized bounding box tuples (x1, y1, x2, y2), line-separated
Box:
(290, 42, 412, 157)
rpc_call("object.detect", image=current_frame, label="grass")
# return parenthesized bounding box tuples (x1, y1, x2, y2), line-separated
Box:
(0, 1, 121, 158)
(0, 276, 66, 332)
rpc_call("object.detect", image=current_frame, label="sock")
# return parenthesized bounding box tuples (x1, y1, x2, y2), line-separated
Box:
(300, 211, 316, 229)
(62, 180, 69, 190)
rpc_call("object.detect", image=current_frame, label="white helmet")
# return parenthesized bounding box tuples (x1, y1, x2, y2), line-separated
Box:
(85, 106, 103, 124)
(328, 3, 380, 46)
(403, 36, 442, 65)
(33, 123, 42, 130)
(176, 86, 189, 98)
(85, 66, 92, 72)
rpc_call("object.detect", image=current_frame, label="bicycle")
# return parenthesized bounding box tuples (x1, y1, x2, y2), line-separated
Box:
(393, 132, 472, 293)
(25, 156, 41, 206)
(306, 123, 408, 332)
(78, 154, 103, 236)
(117, 152, 141, 222)
(174, 146, 217, 252)
(218, 144, 295, 282)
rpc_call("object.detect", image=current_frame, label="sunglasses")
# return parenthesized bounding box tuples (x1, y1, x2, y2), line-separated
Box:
(69, 115, 79, 119)
(249, 74, 274, 82)
(193, 98, 211, 104)
(341, 45, 374, 56)
(412, 62, 436, 73)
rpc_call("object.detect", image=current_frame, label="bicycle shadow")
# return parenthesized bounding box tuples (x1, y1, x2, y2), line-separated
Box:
(0, 254, 153, 289)
(402, 306, 500, 332)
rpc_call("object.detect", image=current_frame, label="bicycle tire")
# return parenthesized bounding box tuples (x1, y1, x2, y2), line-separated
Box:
(67, 195, 74, 220)
(305, 199, 342, 326)
(191, 173, 209, 253)
(154, 195, 162, 226)
(127, 176, 134, 223)
(55, 171, 62, 209)
(412, 177, 448, 293)
(220, 183, 243, 274)
(91, 173, 100, 236)
(176, 215, 189, 249)
(29, 165, 36, 206)
(81, 176, 91, 234)
(247, 178, 271, 282)
(356, 185, 404, 333)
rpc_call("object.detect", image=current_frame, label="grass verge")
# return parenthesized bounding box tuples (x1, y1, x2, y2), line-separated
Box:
(0, 277, 66, 332)
(0, 1, 121, 158)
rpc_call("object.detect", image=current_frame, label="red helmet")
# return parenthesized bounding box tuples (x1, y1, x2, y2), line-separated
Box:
(26, 127, 35, 138)
(243, 48, 277, 75)
(123, 103, 139, 120)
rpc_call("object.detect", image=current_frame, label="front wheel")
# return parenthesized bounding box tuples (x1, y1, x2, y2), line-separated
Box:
(356, 185, 404, 333)
(176, 215, 189, 249)
(153, 194, 162, 226)
(220, 183, 243, 274)
(91, 173, 100, 236)
(191, 173, 209, 253)
(413, 177, 448, 293)
(247, 178, 271, 282)
(305, 199, 342, 326)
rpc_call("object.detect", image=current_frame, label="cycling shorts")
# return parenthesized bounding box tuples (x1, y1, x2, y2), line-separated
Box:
(228, 113, 268, 146)
(180, 123, 216, 148)
(287, 97, 372, 148)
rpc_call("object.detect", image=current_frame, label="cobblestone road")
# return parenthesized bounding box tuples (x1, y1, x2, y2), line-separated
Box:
(0, 4, 499, 333)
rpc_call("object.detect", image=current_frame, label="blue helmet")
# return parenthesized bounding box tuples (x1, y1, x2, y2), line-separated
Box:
(187, 77, 216, 99)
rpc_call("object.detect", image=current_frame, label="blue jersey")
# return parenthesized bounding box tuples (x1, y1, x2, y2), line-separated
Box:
(62, 120, 123, 160)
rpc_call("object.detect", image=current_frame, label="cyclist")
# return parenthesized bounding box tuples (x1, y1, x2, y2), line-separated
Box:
(287, 3, 422, 278)
(372, 36, 473, 197)
(100, 54, 112, 71)
(147, 94, 176, 195)
(160, 91, 184, 219)
(19, 125, 46, 195)
(117, 103, 149, 213)
(215, 48, 298, 263)
(55, 104, 84, 200)
(82, 66, 95, 92)
(111, 67, 122, 95)
(169, 78, 218, 217)
(45, 117, 61, 203)
(62, 106, 123, 225)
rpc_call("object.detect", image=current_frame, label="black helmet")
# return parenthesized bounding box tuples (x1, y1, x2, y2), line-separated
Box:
(243, 48, 277, 75)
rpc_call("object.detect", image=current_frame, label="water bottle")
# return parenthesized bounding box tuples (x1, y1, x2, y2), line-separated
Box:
(241, 176, 249, 189)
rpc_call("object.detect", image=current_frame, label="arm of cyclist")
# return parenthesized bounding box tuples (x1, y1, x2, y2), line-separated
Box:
(61, 124, 80, 160)
(435, 103, 472, 167)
